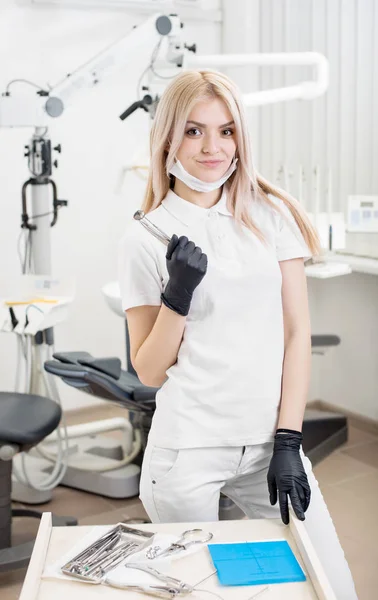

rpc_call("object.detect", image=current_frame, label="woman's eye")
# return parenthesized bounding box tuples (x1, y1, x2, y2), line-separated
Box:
(186, 128, 201, 136)
(185, 127, 234, 137)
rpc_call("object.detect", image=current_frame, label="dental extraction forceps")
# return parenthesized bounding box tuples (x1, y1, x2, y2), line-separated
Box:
(126, 563, 192, 594)
(103, 562, 193, 598)
(134, 210, 171, 246)
(146, 529, 213, 560)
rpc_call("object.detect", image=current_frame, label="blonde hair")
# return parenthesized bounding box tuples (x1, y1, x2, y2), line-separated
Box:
(142, 69, 320, 255)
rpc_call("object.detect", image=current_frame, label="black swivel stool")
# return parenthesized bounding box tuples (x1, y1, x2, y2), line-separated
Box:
(0, 392, 77, 572)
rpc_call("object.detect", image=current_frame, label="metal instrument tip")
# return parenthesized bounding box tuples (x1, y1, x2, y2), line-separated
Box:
(133, 210, 145, 221)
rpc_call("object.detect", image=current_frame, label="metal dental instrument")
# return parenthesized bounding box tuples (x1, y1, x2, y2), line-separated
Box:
(68, 529, 122, 574)
(69, 531, 122, 575)
(133, 210, 171, 246)
(61, 523, 155, 583)
(84, 541, 139, 578)
(146, 529, 213, 560)
(103, 580, 187, 598)
(125, 563, 193, 594)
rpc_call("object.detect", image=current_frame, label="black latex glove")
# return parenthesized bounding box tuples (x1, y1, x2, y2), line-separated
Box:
(161, 234, 208, 316)
(267, 429, 311, 525)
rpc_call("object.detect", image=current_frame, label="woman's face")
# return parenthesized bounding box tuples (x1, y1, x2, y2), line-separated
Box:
(175, 97, 237, 182)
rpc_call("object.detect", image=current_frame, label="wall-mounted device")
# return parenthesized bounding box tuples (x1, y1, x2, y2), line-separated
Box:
(347, 195, 378, 233)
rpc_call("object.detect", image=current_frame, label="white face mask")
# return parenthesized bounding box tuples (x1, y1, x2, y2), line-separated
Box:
(169, 157, 238, 193)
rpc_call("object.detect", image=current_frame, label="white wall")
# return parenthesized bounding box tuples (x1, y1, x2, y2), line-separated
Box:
(0, 0, 222, 409)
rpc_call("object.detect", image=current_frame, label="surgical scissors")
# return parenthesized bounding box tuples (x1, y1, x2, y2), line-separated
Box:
(146, 529, 213, 560)
(133, 210, 171, 246)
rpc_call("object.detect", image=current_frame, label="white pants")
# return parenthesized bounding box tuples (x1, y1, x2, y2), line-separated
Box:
(140, 442, 358, 600)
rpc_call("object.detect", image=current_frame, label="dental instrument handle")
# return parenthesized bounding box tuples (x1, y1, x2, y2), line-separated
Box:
(85, 541, 137, 576)
(125, 563, 193, 593)
(103, 578, 182, 598)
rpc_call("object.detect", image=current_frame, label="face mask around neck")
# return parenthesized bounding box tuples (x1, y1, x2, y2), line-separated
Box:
(169, 157, 238, 193)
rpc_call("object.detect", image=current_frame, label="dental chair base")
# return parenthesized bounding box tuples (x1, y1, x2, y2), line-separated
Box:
(12, 435, 141, 503)
(12, 459, 140, 503)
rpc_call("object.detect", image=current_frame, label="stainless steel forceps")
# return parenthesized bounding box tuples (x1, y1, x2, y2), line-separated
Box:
(146, 529, 213, 560)
(133, 210, 171, 246)
(125, 562, 193, 593)
(103, 562, 192, 598)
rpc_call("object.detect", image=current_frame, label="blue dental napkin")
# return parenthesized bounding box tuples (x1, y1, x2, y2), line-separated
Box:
(208, 540, 306, 586)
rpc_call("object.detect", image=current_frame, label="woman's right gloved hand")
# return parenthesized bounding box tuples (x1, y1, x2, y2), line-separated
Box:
(161, 234, 208, 316)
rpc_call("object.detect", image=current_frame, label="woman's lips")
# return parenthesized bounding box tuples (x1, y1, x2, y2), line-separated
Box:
(197, 160, 224, 168)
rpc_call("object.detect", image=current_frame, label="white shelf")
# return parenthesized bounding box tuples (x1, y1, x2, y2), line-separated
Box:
(327, 253, 378, 276)
(305, 262, 352, 279)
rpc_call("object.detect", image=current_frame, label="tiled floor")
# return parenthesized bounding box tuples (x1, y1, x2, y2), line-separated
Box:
(1, 406, 377, 599)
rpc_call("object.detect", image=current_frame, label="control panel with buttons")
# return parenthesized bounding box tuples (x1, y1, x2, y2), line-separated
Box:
(347, 195, 378, 233)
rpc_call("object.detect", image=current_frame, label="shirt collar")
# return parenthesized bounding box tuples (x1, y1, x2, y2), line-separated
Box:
(161, 186, 232, 227)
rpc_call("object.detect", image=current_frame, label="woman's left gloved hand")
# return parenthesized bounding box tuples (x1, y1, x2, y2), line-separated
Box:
(267, 428, 311, 525)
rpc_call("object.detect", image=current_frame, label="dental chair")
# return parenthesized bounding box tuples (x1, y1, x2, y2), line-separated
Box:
(44, 349, 158, 463)
(43, 322, 348, 520)
(0, 392, 76, 572)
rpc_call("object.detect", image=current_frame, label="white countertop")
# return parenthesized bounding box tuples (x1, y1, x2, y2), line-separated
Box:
(327, 252, 378, 276)
(305, 253, 378, 279)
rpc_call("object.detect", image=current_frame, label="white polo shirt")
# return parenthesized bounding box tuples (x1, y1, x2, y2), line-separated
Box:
(118, 187, 311, 449)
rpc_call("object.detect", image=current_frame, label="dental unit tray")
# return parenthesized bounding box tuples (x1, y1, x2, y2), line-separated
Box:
(61, 523, 155, 583)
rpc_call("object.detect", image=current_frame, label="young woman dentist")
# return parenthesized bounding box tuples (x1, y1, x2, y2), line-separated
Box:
(119, 70, 357, 599)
